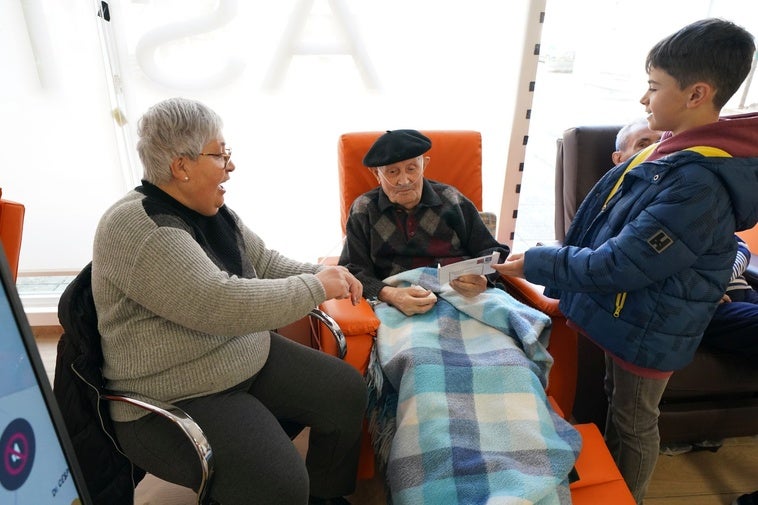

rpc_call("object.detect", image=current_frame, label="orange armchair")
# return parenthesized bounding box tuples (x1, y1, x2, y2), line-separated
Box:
(0, 188, 25, 280)
(316, 130, 485, 376)
(314, 131, 486, 479)
(317, 131, 635, 503)
(321, 130, 576, 416)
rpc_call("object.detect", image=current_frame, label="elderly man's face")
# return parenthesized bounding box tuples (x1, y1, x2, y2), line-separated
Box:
(372, 155, 428, 211)
(613, 124, 663, 164)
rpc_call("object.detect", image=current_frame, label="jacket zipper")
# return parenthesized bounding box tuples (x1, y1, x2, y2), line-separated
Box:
(614, 292, 627, 317)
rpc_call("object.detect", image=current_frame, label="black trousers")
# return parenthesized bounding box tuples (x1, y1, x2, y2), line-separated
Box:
(701, 288, 758, 357)
(114, 332, 368, 505)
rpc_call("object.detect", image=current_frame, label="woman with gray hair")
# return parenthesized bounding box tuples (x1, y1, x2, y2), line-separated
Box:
(92, 97, 366, 505)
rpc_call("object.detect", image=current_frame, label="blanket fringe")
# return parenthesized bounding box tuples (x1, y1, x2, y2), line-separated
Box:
(365, 341, 398, 475)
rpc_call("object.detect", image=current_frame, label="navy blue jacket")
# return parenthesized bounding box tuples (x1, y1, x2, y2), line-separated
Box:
(524, 114, 758, 371)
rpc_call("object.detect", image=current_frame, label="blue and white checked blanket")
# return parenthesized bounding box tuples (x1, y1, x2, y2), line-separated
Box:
(366, 267, 582, 505)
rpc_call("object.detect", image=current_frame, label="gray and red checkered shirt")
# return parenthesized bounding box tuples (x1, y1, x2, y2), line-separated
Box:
(339, 179, 509, 299)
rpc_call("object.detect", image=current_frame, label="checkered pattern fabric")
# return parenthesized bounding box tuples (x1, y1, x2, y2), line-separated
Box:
(367, 267, 581, 504)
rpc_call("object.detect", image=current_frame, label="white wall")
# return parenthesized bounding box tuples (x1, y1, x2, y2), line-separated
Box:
(3, 0, 530, 272)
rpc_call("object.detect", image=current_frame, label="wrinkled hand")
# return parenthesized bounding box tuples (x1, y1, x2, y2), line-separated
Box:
(450, 274, 487, 297)
(491, 252, 525, 279)
(316, 266, 363, 305)
(379, 285, 438, 316)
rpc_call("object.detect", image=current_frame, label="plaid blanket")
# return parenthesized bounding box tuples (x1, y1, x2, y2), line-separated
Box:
(367, 267, 582, 505)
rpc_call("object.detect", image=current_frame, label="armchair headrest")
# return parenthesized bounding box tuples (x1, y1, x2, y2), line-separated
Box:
(554, 125, 620, 241)
(338, 130, 482, 234)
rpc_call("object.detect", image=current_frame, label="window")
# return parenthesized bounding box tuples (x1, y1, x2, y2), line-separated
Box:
(514, 0, 758, 251)
(3, 0, 533, 274)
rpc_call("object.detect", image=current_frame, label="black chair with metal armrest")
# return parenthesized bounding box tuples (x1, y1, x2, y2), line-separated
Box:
(54, 262, 217, 505)
(54, 263, 345, 505)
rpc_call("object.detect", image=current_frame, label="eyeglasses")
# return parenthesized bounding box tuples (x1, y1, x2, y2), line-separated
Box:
(378, 164, 423, 184)
(198, 147, 232, 169)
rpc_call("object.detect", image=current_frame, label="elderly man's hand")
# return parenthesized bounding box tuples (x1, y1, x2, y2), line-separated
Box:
(450, 274, 487, 297)
(379, 285, 437, 316)
(316, 266, 363, 305)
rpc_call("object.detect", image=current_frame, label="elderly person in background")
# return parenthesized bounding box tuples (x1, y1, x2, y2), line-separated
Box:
(338, 129, 509, 315)
(612, 117, 662, 165)
(92, 97, 366, 505)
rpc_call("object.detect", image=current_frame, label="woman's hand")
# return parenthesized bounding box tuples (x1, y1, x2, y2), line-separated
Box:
(450, 274, 487, 297)
(491, 252, 526, 279)
(316, 266, 363, 305)
(378, 285, 437, 316)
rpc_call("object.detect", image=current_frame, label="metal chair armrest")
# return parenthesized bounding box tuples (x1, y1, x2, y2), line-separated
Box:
(102, 391, 215, 505)
(309, 307, 347, 359)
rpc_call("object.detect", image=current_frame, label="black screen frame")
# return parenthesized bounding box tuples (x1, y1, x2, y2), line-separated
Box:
(0, 242, 93, 505)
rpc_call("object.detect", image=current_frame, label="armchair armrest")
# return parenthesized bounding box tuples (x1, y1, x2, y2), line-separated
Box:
(309, 308, 347, 359)
(319, 298, 380, 336)
(498, 275, 578, 421)
(318, 298, 380, 375)
(500, 275, 561, 316)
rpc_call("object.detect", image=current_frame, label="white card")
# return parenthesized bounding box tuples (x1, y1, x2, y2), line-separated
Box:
(437, 251, 500, 285)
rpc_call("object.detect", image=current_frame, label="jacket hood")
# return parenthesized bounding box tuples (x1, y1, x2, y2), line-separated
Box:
(652, 111, 758, 158)
(647, 111, 758, 231)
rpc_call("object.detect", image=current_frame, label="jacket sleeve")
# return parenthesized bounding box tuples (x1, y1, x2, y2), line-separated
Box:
(339, 202, 387, 299)
(525, 166, 729, 294)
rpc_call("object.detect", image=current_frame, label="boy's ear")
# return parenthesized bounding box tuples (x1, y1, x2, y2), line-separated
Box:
(686, 82, 715, 109)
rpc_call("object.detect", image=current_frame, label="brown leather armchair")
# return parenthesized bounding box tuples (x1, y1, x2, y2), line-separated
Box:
(554, 125, 758, 444)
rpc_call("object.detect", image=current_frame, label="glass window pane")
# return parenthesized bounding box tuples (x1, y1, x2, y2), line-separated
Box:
(515, 0, 758, 251)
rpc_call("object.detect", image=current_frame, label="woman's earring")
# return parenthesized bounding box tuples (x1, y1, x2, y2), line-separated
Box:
(184, 176, 189, 181)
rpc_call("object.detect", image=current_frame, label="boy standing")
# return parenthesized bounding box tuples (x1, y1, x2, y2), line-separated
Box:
(494, 18, 758, 504)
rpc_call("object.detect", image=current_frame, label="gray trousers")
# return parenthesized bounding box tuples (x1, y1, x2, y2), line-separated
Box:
(114, 332, 367, 505)
(604, 354, 670, 505)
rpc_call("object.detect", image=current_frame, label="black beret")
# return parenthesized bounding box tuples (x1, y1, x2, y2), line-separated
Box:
(362, 129, 432, 167)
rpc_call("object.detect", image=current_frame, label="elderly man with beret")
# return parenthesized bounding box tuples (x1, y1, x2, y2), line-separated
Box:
(338, 130, 580, 505)
(338, 129, 510, 315)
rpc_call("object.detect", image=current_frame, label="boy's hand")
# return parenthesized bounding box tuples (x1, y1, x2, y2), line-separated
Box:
(491, 253, 526, 279)
(450, 274, 487, 297)
(379, 285, 437, 316)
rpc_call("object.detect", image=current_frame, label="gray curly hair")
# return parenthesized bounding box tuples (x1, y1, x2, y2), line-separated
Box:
(137, 97, 223, 185)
